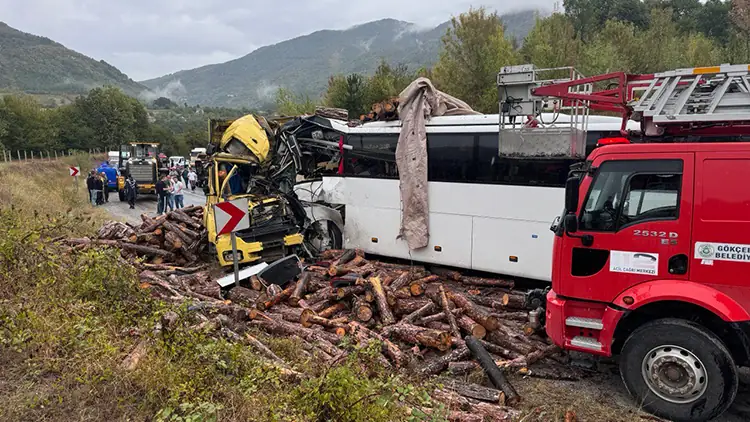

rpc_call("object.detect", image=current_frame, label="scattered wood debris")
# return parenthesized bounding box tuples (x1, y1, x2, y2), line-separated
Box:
(63, 216, 586, 418)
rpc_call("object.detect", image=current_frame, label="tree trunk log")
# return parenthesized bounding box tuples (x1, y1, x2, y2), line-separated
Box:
(502, 293, 526, 310)
(457, 315, 487, 339)
(318, 302, 348, 319)
(227, 287, 261, 307)
(258, 282, 296, 311)
(348, 321, 404, 367)
(449, 292, 500, 332)
(446, 381, 504, 404)
(465, 336, 520, 406)
(439, 285, 461, 338)
(393, 298, 432, 316)
(383, 323, 452, 351)
(368, 276, 395, 325)
(401, 302, 436, 324)
(288, 273, 310, 306)
(419, 343, 471, 376)
(459, 276, 514, 289)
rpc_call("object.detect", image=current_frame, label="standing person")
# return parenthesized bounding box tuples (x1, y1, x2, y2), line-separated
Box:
(181, 166, 189, 188)
(166, 176, 175, 212)
(100, 172, 109, 203)
(86, 170, 97, 206)
(124, 175, 138, 209)
(97, 161, 118, 202)
(188, 168, 198, 191)
(155, 175, 168, 215)
(172, 176, 185, 209)
(93, 173, 104, 205)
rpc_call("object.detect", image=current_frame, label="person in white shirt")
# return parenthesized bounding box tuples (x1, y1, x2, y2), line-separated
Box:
(187, 168, 198, 191)
(171, 176, 186, 209)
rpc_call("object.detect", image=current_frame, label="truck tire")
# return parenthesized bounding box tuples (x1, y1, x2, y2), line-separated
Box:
(118, 190, 126, 202)
(619, 318, 737, 422)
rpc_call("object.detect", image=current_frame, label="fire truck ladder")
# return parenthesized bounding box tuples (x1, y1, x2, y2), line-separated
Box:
(630, 64, 750, 134)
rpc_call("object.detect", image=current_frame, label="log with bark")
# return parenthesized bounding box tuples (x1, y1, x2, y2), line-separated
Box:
(383, 323, 452, 352)
(368, 276, 396, 325)
(465, 336, 520, 406)
(448, 292, 500, 332)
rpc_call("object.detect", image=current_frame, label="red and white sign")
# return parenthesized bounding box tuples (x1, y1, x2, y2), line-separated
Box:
(69, 166, 80, 177)
(214, 198, 250, 236)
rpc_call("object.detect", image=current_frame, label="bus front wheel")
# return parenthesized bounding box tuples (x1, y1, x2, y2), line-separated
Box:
(619, 318, 737, 422)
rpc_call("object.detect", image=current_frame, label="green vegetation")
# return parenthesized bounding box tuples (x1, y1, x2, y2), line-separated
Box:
(0, 22, 146, 96)
(0, 88, 253, 157)
(0, 158, 441, 421)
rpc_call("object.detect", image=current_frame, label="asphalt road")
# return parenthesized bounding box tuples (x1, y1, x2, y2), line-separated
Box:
(98, 188, 206, 225)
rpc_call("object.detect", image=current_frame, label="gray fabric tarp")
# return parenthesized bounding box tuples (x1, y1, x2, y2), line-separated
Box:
(395, 78, 479, 250)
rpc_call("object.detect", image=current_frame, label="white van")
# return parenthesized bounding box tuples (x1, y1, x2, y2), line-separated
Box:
(169, 156, 187, 168)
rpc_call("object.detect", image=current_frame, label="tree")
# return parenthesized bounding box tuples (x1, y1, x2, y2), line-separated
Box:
(697, 0, 731, 44)
(732, 0, 750, 61)
(324, 74, 368, 117)
(635, 8, 686, 72)
(433, 7, 519, 113)
(521, 13, 582, 69)
(275, 88, 316, 116)
(0, 95, 57, 151)
(365, 61, 415, 105)
(152, 97, 177, 109)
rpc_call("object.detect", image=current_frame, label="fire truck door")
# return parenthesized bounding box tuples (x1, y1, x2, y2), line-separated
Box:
(559, 153, 694, 302)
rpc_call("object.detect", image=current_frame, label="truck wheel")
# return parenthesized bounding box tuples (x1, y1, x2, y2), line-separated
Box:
(118, 191, 126, 202)
(620, 318, 737, 422)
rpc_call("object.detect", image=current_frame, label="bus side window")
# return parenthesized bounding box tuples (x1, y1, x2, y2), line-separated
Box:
(343, 134, 398, 178)
(427, 133, 476, 183)
(477, 134, 500, 182)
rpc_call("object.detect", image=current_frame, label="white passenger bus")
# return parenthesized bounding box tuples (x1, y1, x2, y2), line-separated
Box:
(294, 113, 637, 282)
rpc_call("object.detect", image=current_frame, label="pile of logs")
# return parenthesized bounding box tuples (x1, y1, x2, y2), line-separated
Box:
(232, 249, 580, 420)
(64, 205, 207, 267)
(360, 98, 400, 122)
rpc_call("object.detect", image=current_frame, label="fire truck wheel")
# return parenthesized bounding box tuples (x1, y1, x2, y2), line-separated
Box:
(620, 318, 738, 422)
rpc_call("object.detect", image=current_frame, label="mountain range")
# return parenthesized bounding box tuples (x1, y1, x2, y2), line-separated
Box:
(0, 10, 539, 108)
(0, 22, 146, 98)
(141, 10, 539, 108)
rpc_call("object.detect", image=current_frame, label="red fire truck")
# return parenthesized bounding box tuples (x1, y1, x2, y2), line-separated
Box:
(498, 64, 750, 421)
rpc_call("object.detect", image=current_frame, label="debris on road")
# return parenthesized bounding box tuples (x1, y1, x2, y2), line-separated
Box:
(60, 216, 587, 418)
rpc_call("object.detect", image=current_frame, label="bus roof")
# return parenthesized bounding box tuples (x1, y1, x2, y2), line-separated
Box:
(320, 113, 639, 134)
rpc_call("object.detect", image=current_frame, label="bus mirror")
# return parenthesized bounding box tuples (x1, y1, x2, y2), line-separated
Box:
(564, 176, 579, 214)
(564, 214, 578, 233)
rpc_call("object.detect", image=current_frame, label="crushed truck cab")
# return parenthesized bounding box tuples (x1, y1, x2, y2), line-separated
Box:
(204, 117, 305, 266)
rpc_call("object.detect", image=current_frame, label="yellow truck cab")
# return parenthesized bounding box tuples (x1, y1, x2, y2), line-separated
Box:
(204, 116, 305, 266)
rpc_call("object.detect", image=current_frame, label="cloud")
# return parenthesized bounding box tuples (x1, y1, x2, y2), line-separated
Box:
(0, 0, 554, 81)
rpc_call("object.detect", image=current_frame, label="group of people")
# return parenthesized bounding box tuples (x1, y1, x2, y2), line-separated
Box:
(155, 166, 196, 215)
(86, 161, 119, 206)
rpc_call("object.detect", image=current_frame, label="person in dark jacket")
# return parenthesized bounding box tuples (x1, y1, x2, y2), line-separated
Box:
(93, 173, 104, 205)
(124, 175, 138, 209)
(155, 175, 168, 215)
(86, 170, 97, 206)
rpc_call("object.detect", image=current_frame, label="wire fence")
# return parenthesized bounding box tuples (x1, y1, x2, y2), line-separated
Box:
(1, 148, 106, 162)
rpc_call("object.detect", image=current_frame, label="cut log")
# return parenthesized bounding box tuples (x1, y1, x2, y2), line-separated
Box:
(318, 249, 347, 260)
(389, 272, 411, 290)
(300, 308, 348, 332)
(368, 276, 395, 325)
(419, 343, 471, 376)
(120, 242, 175, 260)
(447, 361, 481, 376)
(429, 267, 462, 281)
(141, 214, 167, 233)
(258, 282, 296, 311)
(448, 292, 500, 332)
(288, 273, 310, 306)
(250, 275, 264, 291)
(164, 231, 183, 250)
(478, 339, 522, 360)
(431, 389, 521, 422)
(486, 328, 535, 355)
(353, 297, 373, 322)
(501, 293, 527, 310)
(446, 381, 504, 404)
(383, 323, 452, 351)
(334, 285, 366, 301)
(393, 298, 432, 316)
(401, 302, 436, 324)
(465, 336, 520, 406)
(409, 280, 426, 296)
(227, 286, 261, 307)
(496, 345, 561, 370)
(162, 220, 197, 245)
(315, 106, 348, 121)
(457, 315, 487, 339)
(459, 276, 515, 289)
(328, 255, 365, 276)
(170, 209, 203, 229)
(250, 317, 341, 357)
(439, 285, 461, 338)
(328, 249, 356, 272)
(424, 321, 452, 332)
(318, 302, 348, 319)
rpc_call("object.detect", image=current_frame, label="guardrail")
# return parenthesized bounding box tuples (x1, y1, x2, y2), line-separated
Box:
(1, 149, 106, 162)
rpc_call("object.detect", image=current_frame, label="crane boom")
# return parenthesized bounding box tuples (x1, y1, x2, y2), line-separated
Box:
(498, 63, 750, 143)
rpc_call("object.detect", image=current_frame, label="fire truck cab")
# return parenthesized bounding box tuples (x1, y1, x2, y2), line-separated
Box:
(548, 141, 750, 421)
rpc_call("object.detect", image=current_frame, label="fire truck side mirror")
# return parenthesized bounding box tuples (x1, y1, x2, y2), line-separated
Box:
(564, 176, 579, 216)
(563, 214, 578, 233)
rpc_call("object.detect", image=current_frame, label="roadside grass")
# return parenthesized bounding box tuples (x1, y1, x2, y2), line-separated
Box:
(0, 158, 439, 422)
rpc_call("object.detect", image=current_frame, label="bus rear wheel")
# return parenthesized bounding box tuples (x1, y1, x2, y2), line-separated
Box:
(619, 318, 737, 422)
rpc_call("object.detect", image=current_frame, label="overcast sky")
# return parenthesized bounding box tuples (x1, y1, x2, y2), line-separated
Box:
(1, 0, 554, 81)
